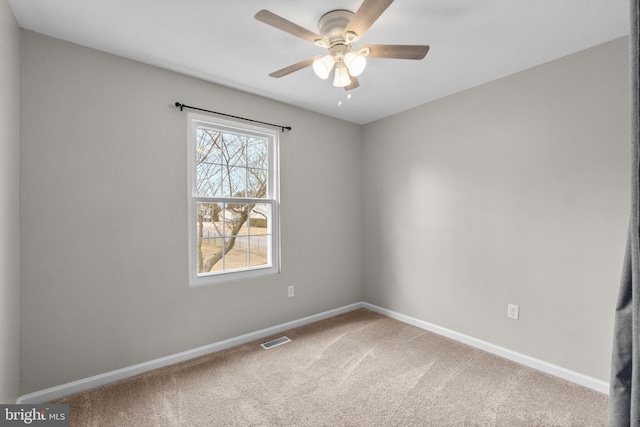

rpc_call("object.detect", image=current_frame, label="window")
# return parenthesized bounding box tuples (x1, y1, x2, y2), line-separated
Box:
(187, 113, 279, 286)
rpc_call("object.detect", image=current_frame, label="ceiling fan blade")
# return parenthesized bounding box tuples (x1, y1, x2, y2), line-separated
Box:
(269, 57, 316, 78)
(256, 10, 328, 45)
(361, 44, 430, 60)
(343, 0, 394, 41)
(345, 76, 360, 91)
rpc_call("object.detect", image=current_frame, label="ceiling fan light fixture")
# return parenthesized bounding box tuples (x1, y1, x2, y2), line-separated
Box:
(312, 54, 336, 79)
(333, 63, 352, 87)
(344, 51, 366, 76)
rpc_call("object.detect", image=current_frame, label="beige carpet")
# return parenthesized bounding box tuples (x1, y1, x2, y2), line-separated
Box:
(53, 309, 607, 426)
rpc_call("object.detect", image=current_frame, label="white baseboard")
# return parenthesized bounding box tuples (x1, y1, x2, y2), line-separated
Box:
(17, 302, 365, 404)
(18, 300, 609, 403)
(362, 302, 610, 395)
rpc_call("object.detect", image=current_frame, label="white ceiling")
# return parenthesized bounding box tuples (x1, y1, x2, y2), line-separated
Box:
(8, 0, 630, 124)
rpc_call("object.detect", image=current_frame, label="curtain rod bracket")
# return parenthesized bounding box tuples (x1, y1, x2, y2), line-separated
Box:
(174, 101, 291, 132)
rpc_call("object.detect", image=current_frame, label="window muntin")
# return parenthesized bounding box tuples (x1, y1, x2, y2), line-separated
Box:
(188, 114, 279, 286)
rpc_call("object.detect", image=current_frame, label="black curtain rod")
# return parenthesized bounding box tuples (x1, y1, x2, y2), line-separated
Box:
(174, 102, 292, 133)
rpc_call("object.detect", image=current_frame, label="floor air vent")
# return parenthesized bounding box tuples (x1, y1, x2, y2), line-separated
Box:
(260, 336, 292, 349)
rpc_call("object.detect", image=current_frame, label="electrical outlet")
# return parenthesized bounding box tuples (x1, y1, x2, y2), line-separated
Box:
(507, 304, 519, 320)
(288, 285, 294, 298)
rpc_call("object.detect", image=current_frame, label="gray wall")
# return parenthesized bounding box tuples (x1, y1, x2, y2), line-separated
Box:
(0, 0, 20, 404)
(19, 31, 364, 394)
(363, 37, 630, 382)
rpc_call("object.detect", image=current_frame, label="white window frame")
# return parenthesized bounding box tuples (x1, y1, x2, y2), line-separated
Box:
(187, 113, 280, 287)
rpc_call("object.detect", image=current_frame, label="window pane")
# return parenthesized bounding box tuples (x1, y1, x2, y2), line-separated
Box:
(247, 139, 268, 169)
(196, 129, 224, 198)
(249, 235, 270, 268)
(248, 203, 269, 232)
(197, 202, 223, 225)
(197, 129, 222, 165)
(249, 203, 270, 268)
(222, 167, 247, 197)
(197, 202, 224, 275)
(247, 168, 267, 198)
(222, 203, 248, 236)
(225, 238, 249, 271)
(199, 237, 224, 274)
(197, 163, 222, 197)
(227, 134, 248, 166)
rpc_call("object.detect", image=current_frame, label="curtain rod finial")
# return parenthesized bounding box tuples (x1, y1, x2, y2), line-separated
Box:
(174, 102, 184, 111)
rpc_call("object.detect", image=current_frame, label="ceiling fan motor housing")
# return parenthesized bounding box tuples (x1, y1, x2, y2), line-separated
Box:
(318, 10, 354, 43)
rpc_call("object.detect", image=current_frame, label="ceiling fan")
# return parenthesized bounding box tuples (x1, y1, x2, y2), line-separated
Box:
(255, 0, 430, 90)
